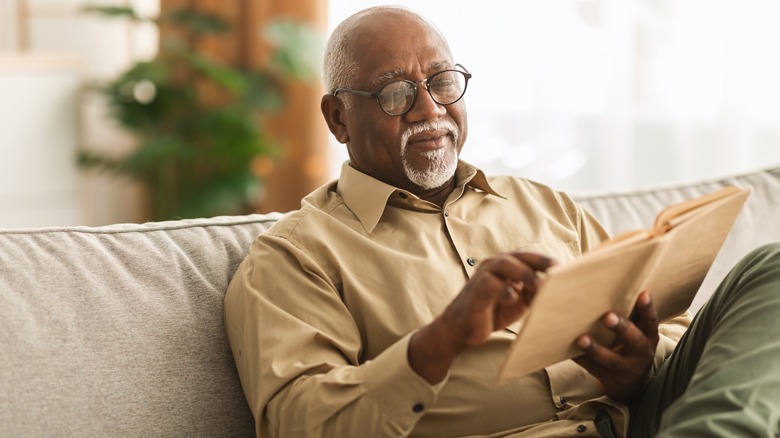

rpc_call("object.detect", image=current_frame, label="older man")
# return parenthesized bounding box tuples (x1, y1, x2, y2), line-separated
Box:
(225, 6, 780, 437)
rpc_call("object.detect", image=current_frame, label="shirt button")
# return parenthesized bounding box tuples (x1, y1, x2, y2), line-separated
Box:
(443, 210, 449, 217)
(467, 257, 476, 266)
(576, 424, 587, 433)
(412, 403, 424, 413)
(559, 396, 567, 406)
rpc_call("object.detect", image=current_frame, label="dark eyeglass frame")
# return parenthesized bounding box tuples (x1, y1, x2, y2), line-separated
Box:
(332, 64, 472, 116)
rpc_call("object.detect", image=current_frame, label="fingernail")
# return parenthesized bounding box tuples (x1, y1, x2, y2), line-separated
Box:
(605, 312, 619, 327)
(577, 335, 591, 349)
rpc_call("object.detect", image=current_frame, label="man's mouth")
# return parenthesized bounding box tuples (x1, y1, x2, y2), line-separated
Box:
(406, 129, 452, 151)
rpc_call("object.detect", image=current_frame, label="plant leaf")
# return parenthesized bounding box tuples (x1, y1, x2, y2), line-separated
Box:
(263, 20, 323, 80)
(167, 9, 231, 35)
(81, 5, 155, 23)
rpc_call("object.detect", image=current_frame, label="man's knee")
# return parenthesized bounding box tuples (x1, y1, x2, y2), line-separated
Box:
(740, 242, 780, 272)
(720, 241, 780, 305)
(702, 242, 780, 315)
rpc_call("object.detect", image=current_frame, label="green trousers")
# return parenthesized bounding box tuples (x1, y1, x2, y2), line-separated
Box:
(628, 242, 780, 437)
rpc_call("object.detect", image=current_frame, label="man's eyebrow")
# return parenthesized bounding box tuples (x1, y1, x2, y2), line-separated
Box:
(371, 69, 406, 87)
(369, 61, 454, 87)
(429, 60, 452, 72)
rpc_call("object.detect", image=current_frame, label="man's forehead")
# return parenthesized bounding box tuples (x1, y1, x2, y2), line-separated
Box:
(345, 9, 454, 86)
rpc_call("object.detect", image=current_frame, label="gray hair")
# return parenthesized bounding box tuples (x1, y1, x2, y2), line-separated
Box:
(322, 6, 449, 108)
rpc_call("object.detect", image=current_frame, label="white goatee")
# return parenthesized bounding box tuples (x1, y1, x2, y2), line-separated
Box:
(400, 120, 459, 190)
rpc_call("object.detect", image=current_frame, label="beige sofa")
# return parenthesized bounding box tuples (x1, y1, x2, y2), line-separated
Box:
(2, 166, 779, 436)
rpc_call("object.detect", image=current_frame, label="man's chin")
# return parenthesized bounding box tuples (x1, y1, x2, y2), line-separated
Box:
(416, 176, 454, 190)
(405, 146, 456, 166)
(403, 159, 458, 190)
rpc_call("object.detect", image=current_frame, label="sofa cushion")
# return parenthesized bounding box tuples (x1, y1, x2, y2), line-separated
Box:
(573, 165, 780, 312)
(0, 214, 280, 437)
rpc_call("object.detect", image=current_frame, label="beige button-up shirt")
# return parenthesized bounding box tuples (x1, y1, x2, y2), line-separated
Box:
(224, 161, 690, 437)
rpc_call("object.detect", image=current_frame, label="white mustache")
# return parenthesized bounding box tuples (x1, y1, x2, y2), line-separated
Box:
(400, 120, 458, 151)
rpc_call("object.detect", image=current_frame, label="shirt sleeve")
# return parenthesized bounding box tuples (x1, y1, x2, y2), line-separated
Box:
(224, 233, 445, 437)
(654, 311, 693, 370)
(558, 191, 611, 253)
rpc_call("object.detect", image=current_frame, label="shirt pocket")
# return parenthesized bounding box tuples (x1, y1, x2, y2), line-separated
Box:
(513, 241, 581, 264)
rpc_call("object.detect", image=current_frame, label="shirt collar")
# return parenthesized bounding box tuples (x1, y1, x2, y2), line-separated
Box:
(337, 160, 504, 233)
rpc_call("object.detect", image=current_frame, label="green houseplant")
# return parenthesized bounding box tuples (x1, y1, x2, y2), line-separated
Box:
(80, 5, 318, 220)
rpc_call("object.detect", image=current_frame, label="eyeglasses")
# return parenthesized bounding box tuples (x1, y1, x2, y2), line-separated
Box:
(333, 64, 472, 116)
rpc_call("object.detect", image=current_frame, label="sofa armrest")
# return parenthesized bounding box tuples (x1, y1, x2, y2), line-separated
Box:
(0, 214, 282, 437)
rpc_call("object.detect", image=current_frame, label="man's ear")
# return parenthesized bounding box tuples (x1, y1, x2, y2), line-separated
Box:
(321, 95, 349, 144)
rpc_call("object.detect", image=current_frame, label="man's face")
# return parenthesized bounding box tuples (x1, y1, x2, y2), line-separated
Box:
(339, 14, 468, 194)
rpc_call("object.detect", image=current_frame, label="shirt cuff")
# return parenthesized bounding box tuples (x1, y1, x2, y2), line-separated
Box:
(360, 332, 448, 428)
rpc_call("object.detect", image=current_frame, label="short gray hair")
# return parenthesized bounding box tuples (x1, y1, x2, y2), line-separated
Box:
(322, 6, 443, 108)
(322, 15, 359, 94)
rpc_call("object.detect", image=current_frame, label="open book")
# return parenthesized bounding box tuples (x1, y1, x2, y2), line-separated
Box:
(496, 185, 751, 383)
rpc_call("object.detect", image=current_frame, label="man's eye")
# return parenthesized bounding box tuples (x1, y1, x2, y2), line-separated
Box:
(379, 84, 411, 107)
(430, 79, 455, 91)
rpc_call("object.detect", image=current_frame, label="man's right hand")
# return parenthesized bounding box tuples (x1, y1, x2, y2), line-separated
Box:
(408, 252, 556, 384)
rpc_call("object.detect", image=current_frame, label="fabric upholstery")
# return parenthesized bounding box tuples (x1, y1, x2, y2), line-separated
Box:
(0, 214, 281, 437)
(0, 166, 778, 436)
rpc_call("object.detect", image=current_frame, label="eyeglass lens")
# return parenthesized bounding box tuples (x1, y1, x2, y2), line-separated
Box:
(378, 70, 467, 115)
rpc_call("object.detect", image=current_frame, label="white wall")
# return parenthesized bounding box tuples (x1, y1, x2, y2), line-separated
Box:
(0, 0, 158, 228)
(0, 55, 82, 227)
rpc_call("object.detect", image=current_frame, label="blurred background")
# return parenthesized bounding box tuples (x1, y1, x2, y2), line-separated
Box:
(1, 0, 779, 228)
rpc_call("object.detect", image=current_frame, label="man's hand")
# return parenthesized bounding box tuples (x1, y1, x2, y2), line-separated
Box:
(409, 252, 556, 384)
(573, 291, 660, 401)
(441, 252, 556, 347)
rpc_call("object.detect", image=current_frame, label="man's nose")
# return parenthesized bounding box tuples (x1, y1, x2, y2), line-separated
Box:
(405, 82, 446, 122)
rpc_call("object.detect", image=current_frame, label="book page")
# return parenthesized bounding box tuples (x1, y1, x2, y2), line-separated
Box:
(497, 238, 660, 382)
(640, 187, 751, 320)
(496, 185, 750, 383)
(652, 186, 744, 235)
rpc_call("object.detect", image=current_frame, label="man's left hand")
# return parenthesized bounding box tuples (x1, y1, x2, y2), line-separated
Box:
(573, 291, 660, 401)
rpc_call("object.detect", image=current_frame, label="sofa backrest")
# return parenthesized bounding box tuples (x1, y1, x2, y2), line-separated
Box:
(0, 214, 281, 437)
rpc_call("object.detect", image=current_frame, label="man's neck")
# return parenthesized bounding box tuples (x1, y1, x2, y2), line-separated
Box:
(418, 177, 456, 208)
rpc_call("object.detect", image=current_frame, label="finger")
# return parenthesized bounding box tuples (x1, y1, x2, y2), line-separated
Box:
(574, 335, 622, 378)
(577, 334, 625, 367)
(470, 270, 529, 321)
(508, 252, 558, 273)
(572, 355, 610, 387)
(471, 270, 518, 305)
(602, 311, 652, 353)
(632, 291, 660, 343)
(505, 281, 522, 304)
(510, 253, 557, 303)
(482, 255, 543, 296)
